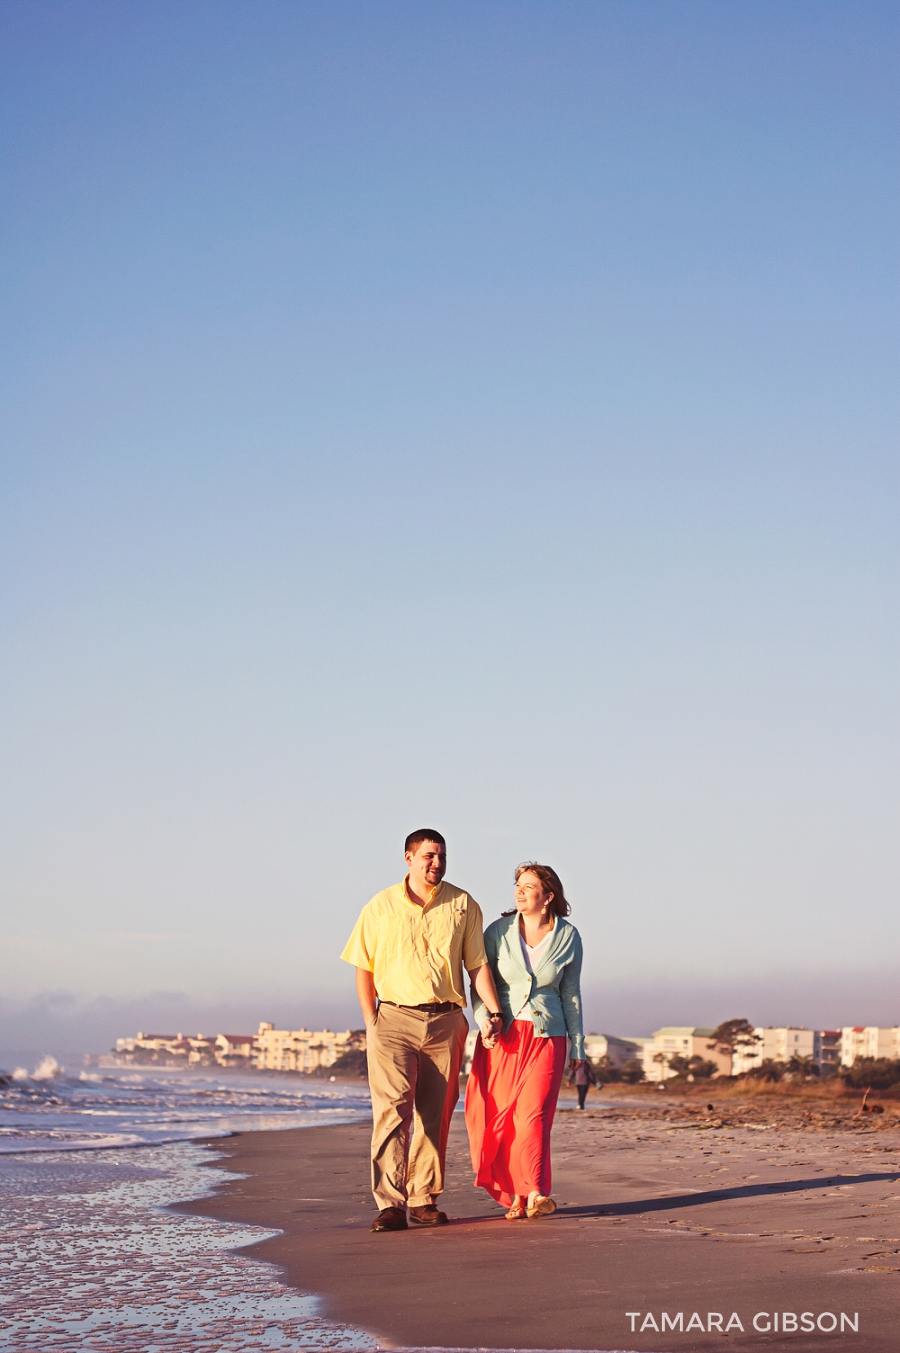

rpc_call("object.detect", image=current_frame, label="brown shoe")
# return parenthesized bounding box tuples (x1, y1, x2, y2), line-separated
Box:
(409, 1204, 448, 1226)
(371, 1206, 408, 1232)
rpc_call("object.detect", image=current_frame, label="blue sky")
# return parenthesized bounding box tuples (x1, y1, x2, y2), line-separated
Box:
(1, 2, 897, 1052)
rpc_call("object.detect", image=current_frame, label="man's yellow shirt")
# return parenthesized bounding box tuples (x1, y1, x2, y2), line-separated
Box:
(340, 878, 488, 1007)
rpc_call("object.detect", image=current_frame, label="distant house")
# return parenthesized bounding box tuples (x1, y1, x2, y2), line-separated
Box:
(583, 1034, 645, 1070)
(215, 1034, 257, 1064)
(114, 1033, 189, 1063)
(187, 1036, 217, 1065)
(122, 1033, 179, 1051)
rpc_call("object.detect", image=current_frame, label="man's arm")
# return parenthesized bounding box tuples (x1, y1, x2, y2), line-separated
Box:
(468, 963, 501, 1019)
(355, 967, 378, 1027)
(468, 962, 502, 1049)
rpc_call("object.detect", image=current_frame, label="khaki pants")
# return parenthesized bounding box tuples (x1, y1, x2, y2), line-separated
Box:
(366, 1002, 468, 1210)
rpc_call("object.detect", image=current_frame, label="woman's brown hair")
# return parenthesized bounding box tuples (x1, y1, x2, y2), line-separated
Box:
(502, 862, 571, 918)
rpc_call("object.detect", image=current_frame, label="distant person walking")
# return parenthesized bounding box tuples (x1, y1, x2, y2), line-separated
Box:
(341, 829, 503, 1233)
(568, 1057, 597, 1109)
(466, 862, 584, 1220)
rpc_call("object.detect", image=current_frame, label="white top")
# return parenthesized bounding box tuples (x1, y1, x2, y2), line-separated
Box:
(514, 927, 554, 1020)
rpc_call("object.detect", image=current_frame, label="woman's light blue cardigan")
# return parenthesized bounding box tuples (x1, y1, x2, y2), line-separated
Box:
(472, 913, 585, 1060)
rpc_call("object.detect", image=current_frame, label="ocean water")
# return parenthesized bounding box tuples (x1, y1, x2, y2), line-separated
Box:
(0, 1057, 378, 1351)
(0, 1057, 372, 1153)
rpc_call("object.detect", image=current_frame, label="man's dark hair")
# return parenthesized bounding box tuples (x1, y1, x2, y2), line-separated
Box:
(404, 828, 446, 854)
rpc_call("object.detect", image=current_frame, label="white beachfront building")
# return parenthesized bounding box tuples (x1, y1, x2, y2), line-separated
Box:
(641, 1028, 732, 1082)
(731, 1026, 816, 1076)
(254, 1022, 362, 1072)
(840, 1026, 900, 1068)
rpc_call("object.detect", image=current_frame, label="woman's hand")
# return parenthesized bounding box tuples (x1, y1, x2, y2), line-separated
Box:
(569, 1058, 584, 1071)
(480, 1013, 503, 1049)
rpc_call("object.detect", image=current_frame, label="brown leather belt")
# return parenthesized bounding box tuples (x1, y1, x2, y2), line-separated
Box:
(380, 1000, 461, 1015)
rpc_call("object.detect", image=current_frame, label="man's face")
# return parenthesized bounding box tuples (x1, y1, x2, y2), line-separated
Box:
(405, 840, 447, 892)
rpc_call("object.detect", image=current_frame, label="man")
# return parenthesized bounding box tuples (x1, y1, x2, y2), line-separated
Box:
(341, 829, 503, 1232)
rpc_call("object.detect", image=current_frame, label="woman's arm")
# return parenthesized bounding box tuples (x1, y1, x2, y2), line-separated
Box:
(559, 931, 585, 1063)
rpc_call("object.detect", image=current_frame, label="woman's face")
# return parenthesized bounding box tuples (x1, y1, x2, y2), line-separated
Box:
(514, 870, 552, 917)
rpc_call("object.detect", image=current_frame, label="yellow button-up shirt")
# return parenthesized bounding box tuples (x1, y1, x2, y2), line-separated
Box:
(340, 878, 488, 1007)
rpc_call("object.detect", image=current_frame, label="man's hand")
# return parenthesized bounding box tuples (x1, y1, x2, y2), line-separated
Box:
(468, 964, 503, 1049)
(355, 968, 378, 1027)
(479, 1007, 504, 1050)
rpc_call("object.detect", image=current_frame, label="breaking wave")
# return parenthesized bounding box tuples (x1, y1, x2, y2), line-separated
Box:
(0, 1061, 370, 1154)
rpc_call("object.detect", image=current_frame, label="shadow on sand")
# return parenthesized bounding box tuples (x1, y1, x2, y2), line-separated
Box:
(445, 1170, 900, 1226)
(558, 1169, 900, 1218)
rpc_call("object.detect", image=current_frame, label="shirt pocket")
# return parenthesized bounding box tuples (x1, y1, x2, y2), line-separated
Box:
(379, 913, 414, 960)
(446, 901, 468, 942)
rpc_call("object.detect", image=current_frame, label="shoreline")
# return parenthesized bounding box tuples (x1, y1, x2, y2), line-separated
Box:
(176, 1090, 900, 1352)
(2, 1139, 374, 1353)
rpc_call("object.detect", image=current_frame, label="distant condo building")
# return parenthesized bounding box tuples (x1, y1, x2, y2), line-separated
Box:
(112, 1024, 364, 1071)
(254, 1022, 362, 1072)
(642, 1028, 732, 1082)
(816, 1030, 841, 1073)
(731, 1027, 816, 1076)
(840, 1026, 900, 1067)
(723, 1027, 845, 1076)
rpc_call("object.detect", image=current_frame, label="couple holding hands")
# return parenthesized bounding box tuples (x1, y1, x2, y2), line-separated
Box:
(341, 828, 585, 1232)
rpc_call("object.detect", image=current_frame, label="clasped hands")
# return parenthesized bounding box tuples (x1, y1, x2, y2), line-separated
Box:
(478, 1011, 504, 1049)
(479, 1014, 585, 1071)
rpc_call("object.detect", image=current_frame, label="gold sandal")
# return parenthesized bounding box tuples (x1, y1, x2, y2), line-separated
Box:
(505, 1203, 526, 1220)
(526, 1195, 556, 1218)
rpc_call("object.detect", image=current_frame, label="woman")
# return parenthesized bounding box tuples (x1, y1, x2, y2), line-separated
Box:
(466, 861, 584, 1220)
(568, 1057, 597, 1109)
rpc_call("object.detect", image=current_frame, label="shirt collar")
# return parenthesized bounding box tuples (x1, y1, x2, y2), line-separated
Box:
(403, 875, 440, 908)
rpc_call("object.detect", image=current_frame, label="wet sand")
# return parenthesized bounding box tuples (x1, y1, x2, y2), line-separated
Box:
(178, 1086, 900, 1351)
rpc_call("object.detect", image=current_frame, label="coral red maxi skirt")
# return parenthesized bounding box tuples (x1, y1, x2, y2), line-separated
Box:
(465, 1019, 567, 1208)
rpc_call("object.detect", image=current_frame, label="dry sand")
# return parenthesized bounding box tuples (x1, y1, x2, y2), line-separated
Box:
(177, 1083, 900, 1351)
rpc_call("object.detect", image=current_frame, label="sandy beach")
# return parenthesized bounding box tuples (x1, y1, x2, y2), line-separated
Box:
(178, 1082, 900, 1351)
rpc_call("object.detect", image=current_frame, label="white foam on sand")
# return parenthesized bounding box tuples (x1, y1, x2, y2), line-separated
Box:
(0, 1140, 378, 1352)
